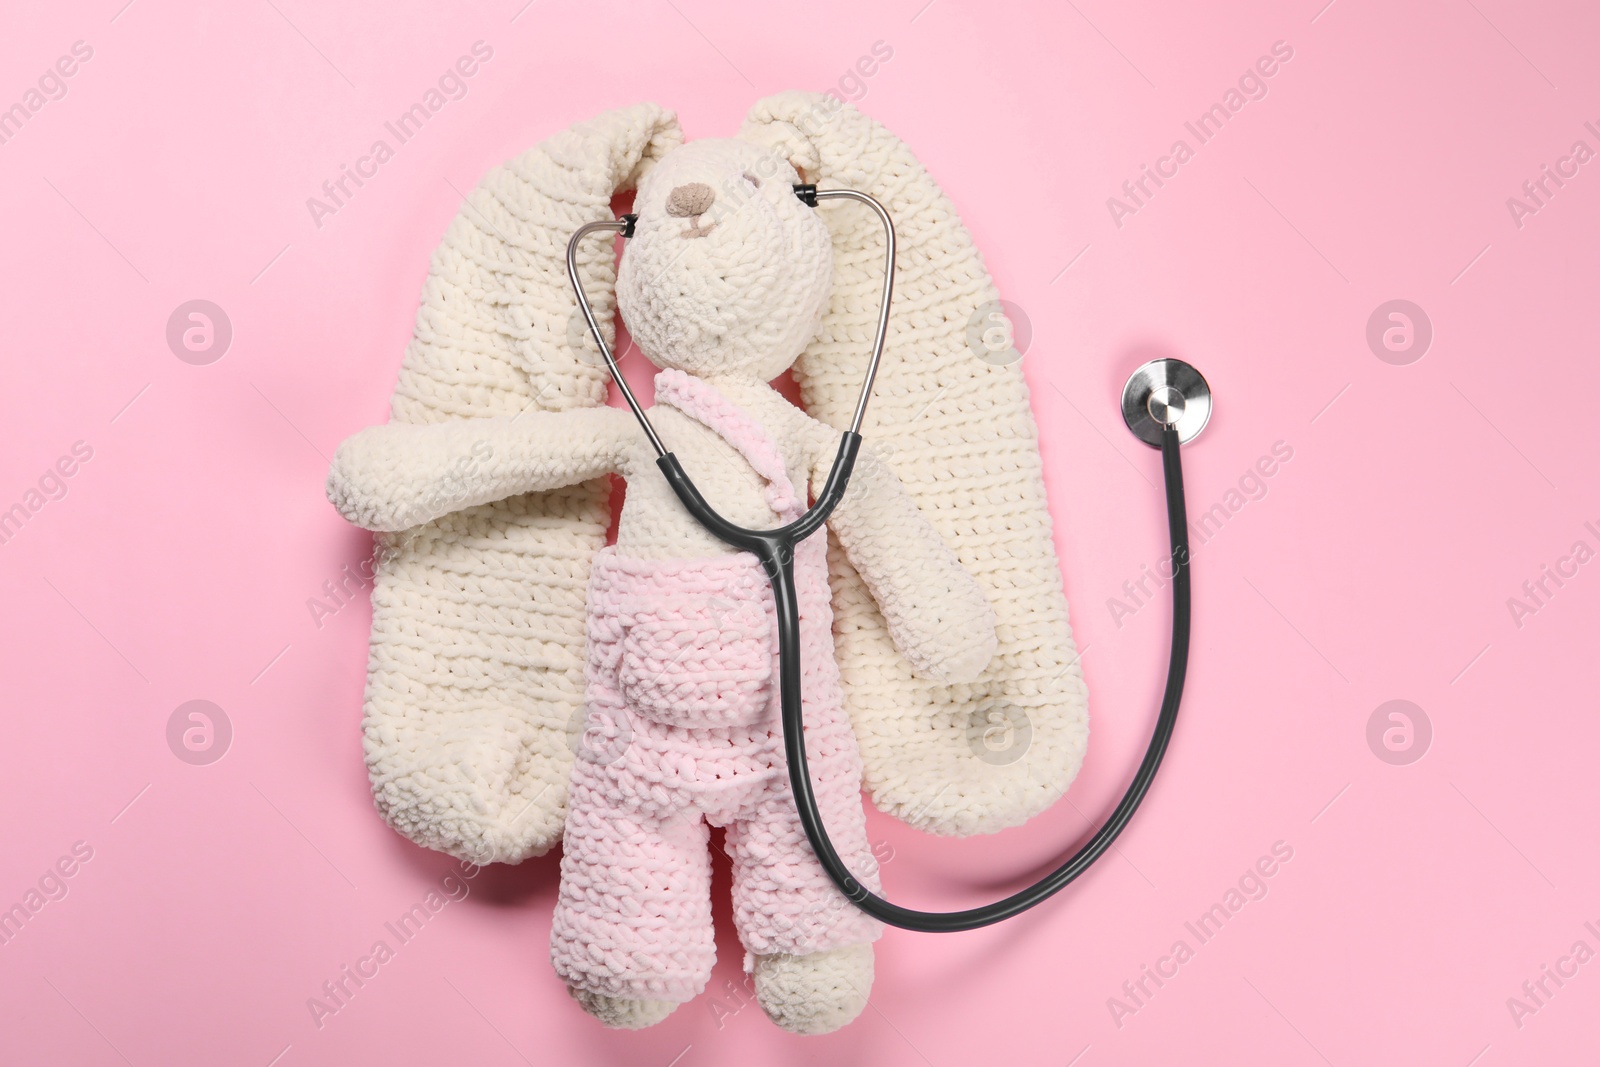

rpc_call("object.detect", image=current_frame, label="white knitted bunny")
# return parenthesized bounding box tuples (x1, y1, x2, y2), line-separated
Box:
(327, 95, 1089, 1034)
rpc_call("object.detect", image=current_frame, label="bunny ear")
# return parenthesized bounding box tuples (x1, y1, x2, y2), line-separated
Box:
(394, 103, 681, 422)
(364, 104, 681, 866)
(740, 93, 1087, 838)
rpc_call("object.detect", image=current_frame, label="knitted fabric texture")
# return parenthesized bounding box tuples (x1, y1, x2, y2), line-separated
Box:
(351, 104, 682, 866)
(550, 370, 882, 1004)
(328, 96, 1086, 1034)
(740, 93, 1090, 836)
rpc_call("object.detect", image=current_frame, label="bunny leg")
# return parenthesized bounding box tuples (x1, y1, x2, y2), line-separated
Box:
(550, 756, 716, 1027)
(725, 736, 884, 1034)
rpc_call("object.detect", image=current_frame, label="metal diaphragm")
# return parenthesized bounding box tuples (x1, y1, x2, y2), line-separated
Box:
(1121, 358, 1212, 447)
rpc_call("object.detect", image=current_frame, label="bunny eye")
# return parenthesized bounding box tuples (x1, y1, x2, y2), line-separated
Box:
(742, 171, 761, 189)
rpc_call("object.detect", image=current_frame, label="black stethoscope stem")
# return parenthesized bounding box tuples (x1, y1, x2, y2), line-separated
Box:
(657, 424, 1188, 932)
(572, 187, 1198, 932)
(774, 425, 1188, 931)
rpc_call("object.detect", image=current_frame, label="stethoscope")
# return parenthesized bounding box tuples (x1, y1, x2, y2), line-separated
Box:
(567, 185, 1212, 933)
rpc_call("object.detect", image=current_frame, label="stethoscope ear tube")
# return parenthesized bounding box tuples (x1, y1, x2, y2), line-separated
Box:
(569, 186, 1195, 931)
(778, 424, 1190, 931)
(566, 188, 894, 452)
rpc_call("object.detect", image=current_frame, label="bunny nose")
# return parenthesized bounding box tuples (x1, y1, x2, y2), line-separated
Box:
(666, 183, 715, 218)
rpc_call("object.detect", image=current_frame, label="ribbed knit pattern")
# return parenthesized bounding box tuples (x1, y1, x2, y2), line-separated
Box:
(741, 93, 1089, 836)
(355, 104, 682, 866)
(550, 371, 881, 1007)
(330, 96, 1086, 1034)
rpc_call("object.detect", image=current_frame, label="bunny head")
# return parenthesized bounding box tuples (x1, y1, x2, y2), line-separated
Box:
(616, 139, 832, 382)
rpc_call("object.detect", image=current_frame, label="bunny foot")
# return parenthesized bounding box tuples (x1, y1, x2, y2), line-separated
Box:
(753, 942, 874, 1035)
(567, 986, 680, 1030)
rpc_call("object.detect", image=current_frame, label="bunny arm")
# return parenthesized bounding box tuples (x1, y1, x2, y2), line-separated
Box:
(811, 430, 999, 686)
(327, 407, 636, 532)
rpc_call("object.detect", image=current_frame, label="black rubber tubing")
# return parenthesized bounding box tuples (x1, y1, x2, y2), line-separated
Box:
(656, 422, 1189, 931)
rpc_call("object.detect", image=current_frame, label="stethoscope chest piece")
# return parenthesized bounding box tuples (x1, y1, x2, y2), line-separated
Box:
(1122, 358, 1212, 448)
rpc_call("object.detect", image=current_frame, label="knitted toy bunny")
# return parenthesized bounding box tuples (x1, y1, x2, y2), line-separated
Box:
(326, 94, 1089, 1035)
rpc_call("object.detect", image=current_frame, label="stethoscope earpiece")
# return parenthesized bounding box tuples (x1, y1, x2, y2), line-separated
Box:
(609, 185, 817, 240)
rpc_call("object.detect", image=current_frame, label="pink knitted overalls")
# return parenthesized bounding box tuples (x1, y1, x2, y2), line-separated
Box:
(549, 370, 883, 1004)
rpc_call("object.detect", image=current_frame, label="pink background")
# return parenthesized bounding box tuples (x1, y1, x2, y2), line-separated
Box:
(2, 0, 1596, 1063)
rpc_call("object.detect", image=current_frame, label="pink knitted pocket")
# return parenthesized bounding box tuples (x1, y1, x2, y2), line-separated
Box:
(617, 593, 775, 729)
